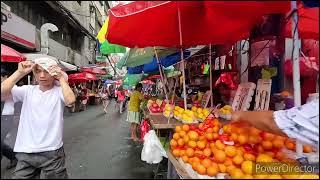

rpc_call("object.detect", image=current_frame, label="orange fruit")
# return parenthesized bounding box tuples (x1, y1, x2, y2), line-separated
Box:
(244, 153, 256, 161)
(256, 154, 273, 163)
(226, 165, 236, 174)
(170, 139, 178, 148)
(182, 124, 190, 132)
(175, 125, 182, 133)
(214, 150, 226, 163)
(262, 140, 273, 150)
(192, 161, 200, 171)
(188, 141, 197, 148)
(177, 138, 185, 146)
(272, 138, 284, 149)
(218, 163, 227, 173)
(198, 123, 204, 129)
(180, 150, 186, 156)
(237, 134, 248, 145)
(243, 174, 254, 179)
(249, 127, 261, 136)
(182, 155, 189, 163)
(262, 132, 275, 141)
(172, 149, 180, 157)
(186, 148, 195, 157)
(285, 139, 296, 150)
(265, 151, 275, 158)
(209, 142, 215, 149)
(193, 156, 200, 163)
(197, 140, 207, 150)
(196, 164, 207, 175)
(195, 150, 204, 156)
(179, 130, 187, 138)
(257, 144, 265, 153)
(236, 147, 244, 156)
(213, 126, 219, 133)
(203, 148, 211, 157)
(223, 125, 232, 134)
(241, 160, 253, 174)
(212, 133, 219, 140)
(183, 135, 189, 144)
(206, 133, 214, 141)
(201, 158, 212, 168)
(215, 140, 225, 150)
(232, 154, 244, 165)
(231, 168, 244, 179)
(188, 131, 199, 141)
(225, 146, 237, 157)
(275, 151, 285, 161)
(199, 135, 206, 141)
(248, 136, 261, 144)
(173, 133, 180, 140)
(230, 133, 238, 142)
(224, 157, 234, 166)
(303, 145, 313, 153)
(268, 174, 282, 179)
(207, 165, 218, 176)
(206, 128, 214, 133)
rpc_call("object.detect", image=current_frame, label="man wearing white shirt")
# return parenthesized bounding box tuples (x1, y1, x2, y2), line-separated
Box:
(1, 59, 76, 179)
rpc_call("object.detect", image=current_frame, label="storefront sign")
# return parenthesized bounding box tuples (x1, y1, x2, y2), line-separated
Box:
(1, 9, 36, 49)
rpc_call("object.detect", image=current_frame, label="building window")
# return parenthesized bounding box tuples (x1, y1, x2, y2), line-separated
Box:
(77, 1, 81, 6)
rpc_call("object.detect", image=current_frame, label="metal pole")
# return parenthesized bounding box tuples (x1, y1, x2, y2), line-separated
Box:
(28, 75, 31, 85)
(209, 44, 213, 108)
(291, 1, 303, 156)
(177, 2, 187, 110)
(154, 47, 169, 100)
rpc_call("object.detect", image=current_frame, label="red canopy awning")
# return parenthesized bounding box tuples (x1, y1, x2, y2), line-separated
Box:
(68, 72, 98, 83)
(81, 67, 107, 75)
(1, 44, 26, 62)
(285, 3, 319, 40)
(107, 1, 291, 48)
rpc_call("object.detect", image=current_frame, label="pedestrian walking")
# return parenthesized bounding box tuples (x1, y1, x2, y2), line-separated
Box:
(1, 68, 18, 170)
(99, 86, 110, 114)
(127, 83, 145, 141)
(80, 83, 88, 111)
(1, 59, 76, 179)
(115, 85, 126, 114)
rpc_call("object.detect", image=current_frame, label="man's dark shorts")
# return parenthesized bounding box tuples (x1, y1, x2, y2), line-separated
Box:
(13, 146, 68, 179)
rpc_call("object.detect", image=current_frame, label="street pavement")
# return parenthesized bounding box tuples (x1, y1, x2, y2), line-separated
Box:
(1, 100, 157, 179)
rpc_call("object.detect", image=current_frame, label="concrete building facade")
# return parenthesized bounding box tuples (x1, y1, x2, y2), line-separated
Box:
(1, 1, 109, 67)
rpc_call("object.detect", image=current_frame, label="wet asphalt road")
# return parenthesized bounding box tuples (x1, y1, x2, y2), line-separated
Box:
(1, 101, 157, 179)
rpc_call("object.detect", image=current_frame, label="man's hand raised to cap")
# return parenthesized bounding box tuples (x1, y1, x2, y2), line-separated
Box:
(17, 61, 35, 76)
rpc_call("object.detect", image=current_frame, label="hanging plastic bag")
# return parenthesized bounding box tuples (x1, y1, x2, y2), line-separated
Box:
(140, 118, 151, 141)
(141, 130, 168, 164)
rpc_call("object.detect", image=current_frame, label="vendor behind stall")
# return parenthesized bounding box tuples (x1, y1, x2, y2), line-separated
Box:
(212, 82, 232, 106)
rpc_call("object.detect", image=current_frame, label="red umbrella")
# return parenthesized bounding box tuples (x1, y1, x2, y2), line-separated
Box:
(68, 72, 98, 83)
(285, 3, 319, 40)
(81, 67, 107, 75)
(107, 1, 290, 48)
(1, 44, 26, 62)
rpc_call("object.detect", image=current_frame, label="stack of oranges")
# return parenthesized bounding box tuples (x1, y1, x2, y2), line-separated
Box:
(170, 119, 317, 179)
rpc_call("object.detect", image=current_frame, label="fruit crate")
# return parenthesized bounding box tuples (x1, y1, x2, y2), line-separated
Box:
(147, 106, 163, 115)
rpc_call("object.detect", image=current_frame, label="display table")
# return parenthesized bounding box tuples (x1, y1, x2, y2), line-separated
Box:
(147, 114, 184, 130)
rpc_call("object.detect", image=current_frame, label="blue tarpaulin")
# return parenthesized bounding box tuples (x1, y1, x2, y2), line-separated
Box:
(302, 1, 319, 8)
(127, 50, 191, 74)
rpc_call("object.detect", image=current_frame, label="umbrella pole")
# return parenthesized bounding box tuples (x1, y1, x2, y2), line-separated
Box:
(154, 47, 169, 100)
(209, 44, 213, 108)
(177, 2, 187, 110)
(291, 1, 303, 157)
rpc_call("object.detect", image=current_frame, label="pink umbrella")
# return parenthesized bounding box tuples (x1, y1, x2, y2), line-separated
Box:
(1, 44, 26, 62)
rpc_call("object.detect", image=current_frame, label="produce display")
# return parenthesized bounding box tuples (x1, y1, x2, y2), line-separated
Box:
(192, 106, 211, 122)
(163, 104, 174, 118)
(173, 106, 196, 123)
(170, 118, 318, 179)
(147, 99, 167, 114)
(219, 105, 232, 119)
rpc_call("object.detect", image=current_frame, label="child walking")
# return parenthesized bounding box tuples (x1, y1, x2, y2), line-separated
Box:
(127, 83, 144, 141)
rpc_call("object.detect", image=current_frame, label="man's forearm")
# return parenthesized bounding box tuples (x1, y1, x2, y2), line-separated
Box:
(59, 79, 76, 106)
(232, 111, 287, 137)
(1, 71, 24, 99)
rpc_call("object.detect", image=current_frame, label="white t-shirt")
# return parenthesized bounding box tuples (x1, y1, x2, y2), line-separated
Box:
(11, 85, 65, 153)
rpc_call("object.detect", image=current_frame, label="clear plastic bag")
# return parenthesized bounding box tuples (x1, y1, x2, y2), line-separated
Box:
(141, 130, 168, 164)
